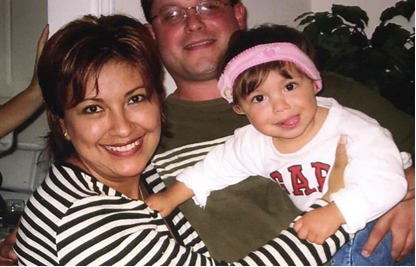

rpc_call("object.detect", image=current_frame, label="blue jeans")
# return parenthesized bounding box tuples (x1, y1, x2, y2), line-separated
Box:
(332, 220, 415, 266)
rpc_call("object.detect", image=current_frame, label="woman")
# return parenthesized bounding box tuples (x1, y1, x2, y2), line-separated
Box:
(12, 14, 348, 265)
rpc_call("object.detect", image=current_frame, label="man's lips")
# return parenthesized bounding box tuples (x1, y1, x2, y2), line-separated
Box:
(184, 39, 215, 50)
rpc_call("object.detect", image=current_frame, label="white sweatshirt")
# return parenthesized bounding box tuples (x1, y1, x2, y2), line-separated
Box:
(178, 97, 410, 233)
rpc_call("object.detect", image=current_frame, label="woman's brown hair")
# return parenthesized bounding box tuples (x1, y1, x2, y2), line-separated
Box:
(218, 24, 317, 104)
(38, 14, 164, 162)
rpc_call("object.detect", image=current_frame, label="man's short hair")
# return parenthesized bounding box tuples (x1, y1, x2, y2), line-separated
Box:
(140, 0, 241, 23)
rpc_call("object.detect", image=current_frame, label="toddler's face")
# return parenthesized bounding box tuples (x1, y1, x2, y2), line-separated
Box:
(233, 69, 319, 148)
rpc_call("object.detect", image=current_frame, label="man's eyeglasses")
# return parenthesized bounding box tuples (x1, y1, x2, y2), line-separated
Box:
(151, 0, 233, 24)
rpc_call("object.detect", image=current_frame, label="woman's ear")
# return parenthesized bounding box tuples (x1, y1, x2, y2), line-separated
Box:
(232, 104, 245, 115)
(59, 119, 70, 140)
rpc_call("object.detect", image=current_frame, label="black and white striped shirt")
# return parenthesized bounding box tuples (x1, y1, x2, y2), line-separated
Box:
(14, 162, 350, 265)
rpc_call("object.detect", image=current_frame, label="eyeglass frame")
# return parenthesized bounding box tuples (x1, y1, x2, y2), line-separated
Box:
(150, 0, 234, 24)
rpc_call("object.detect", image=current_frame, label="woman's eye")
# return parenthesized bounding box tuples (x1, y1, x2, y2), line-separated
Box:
(83, 105, 102, 114)
(129, 94, 146, 104)
(284, 82, 297, 91)
(252, 95, 265, 103)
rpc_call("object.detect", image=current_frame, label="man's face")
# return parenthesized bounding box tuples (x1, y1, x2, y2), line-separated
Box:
(148, 0, 246, 83)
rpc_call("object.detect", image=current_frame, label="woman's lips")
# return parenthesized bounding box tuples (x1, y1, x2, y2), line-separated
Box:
(104, 138, 143, 155)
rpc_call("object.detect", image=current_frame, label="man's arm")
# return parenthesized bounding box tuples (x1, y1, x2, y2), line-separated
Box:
(320, 72, 415, 260)
(0, 25, 49, 138)
(362, 165, 415, 261)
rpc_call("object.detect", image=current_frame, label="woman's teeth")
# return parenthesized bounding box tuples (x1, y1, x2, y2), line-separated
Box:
(106, 139, 141, 152)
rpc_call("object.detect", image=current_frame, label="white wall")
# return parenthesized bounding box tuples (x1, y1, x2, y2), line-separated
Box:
(242, 0, 311, 28)
(0, 0, 47, 98)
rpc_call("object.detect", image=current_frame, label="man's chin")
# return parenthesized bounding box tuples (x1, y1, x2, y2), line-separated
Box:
(184, 63, 218, 81)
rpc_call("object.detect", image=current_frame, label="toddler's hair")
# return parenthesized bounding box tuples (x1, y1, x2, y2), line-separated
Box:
(218, 24, 317, 104)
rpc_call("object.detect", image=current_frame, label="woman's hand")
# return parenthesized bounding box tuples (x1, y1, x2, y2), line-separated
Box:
(294, 135, 348, 244)
(323, 135, 348, 202)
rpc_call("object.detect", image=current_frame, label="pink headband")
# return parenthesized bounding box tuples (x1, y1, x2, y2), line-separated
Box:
(217, 42, 322, 103)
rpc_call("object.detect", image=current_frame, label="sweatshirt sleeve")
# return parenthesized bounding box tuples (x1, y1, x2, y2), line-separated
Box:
(330, 121, 408, 233)
(177, 126, 268, 208)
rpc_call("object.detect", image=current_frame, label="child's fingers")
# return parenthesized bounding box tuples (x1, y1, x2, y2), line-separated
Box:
(293, 219, 303, 232)
(296, 225, 308, 240)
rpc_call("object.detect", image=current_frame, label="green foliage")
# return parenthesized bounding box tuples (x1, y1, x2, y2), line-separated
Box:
(295, 0, 415, 116)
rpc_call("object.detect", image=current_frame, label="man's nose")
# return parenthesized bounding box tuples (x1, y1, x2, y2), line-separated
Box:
(184, 8, 205, 32)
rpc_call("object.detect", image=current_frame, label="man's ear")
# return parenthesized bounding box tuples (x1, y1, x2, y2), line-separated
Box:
(233, 2, 247, 30)
(145, 23, 156, 40)
(232, 104, 245, 115)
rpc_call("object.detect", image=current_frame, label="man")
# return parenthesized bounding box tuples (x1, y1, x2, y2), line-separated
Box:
(141, 0, 415, 263)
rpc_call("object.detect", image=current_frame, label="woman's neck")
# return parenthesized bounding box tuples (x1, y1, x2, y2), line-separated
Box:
(66, 157, 142, 200)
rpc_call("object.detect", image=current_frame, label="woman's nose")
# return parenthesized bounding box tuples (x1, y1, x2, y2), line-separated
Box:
(109, 111, 134, 137)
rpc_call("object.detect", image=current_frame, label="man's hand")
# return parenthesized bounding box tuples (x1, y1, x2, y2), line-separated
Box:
(0, 227, 18, 266)
(294, 202, 345, 244)
(362, 165, 415, 261)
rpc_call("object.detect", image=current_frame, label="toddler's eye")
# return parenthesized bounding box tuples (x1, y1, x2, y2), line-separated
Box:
(284, 82, 297, 91)
(252, 95, 265, 103)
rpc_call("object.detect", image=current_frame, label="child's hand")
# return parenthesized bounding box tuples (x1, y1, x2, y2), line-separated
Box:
(146, 181, 195, 218)
(293, 202, 345, 244)
(145, 193, 176, 218)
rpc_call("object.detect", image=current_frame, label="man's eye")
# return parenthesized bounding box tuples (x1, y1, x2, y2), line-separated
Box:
(83, 105, 102, 114)
(252, 95, 265, 103)
(284, 82, 297, 91)
(200, 3, 219, 13)
(161, 9, 181, 21)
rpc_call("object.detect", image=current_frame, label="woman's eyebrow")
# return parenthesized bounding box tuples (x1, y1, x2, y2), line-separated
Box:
(81, 85, 146, 102)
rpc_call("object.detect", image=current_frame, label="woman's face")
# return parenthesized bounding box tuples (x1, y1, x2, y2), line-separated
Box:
(61, 61, 161, 189)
